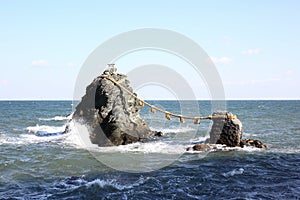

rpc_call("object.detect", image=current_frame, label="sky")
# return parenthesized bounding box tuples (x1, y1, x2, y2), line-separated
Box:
(0, 0, 300, 100)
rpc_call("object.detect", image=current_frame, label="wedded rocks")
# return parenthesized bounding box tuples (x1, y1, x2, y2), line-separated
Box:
(71, 68, 157, 146)
(67, 66, 266, 150)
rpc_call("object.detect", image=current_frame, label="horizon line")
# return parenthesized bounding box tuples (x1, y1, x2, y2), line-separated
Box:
(1, 98, 300, 101)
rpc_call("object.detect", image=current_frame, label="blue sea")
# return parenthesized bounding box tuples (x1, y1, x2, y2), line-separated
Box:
(0, 100, 299, 199)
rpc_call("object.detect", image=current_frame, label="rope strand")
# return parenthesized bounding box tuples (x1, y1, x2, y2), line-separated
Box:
(100, 75, 237, 123)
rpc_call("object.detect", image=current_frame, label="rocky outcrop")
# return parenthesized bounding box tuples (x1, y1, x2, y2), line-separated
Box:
(209, 111, 243, 147)
(190, 111, 266, 151)
(72, 67, 158, 146)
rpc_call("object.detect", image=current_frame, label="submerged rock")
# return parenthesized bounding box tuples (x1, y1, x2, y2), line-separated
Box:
(71, 67, 157, 146)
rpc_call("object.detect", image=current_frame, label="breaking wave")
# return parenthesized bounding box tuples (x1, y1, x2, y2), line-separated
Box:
(20, 121, 266, 154)
(93, 141, 188, 154)
(85, 176, 148, 190)
(26, 124, 66, 134)
(0, 120, 272, 156)
(52, 175, 149, 193)
(150, 126, 196, 134)
(38, 114, 72, 121)
(222, 168, 245, 177)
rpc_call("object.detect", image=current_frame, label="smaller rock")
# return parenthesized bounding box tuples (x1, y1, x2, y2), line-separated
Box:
(188, 144, 212, 151)
(154, 131, 163, 137)
(209, 111, 243, 147)
(240, 139, 267, 149)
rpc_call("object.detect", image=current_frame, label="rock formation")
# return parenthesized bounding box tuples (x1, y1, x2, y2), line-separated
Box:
(68, 66, 265, 150)
(188, 111, 266, 151)
(209, 111, 243, 147)
(71, 67, 158, 146)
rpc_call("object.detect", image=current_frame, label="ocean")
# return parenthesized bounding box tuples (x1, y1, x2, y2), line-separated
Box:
(0, 100, 299, 199)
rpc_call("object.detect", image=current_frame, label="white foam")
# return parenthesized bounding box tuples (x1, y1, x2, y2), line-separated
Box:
(19, 133, 66, 144)
(243, 132, 259, 138)
(0, 123, 73, 145)
(150, 126, 195, 134)
(61, 122, 265, 154)
(62, 121, 90, 148)
(237, 145, 265, 152)
(222, 168, 244, 177)
(122, 141, 186, 154)
(26, 124, 65, 134)
(65, 121, 190, 154)
(189, 136, 209, 143)
(185, 143, 267, 153)
(0, 134, 15, 145)
(38, 113, 73, 121)
(85, 176, 148, 190)
(88, 141, 187, 155)
(0, 131, 68, 145)
(211, 145, 262, 152)
(54, 175, 147, 191)
(85, 179, 127, 190)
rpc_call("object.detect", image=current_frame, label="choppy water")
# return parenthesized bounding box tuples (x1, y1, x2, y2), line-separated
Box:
(0, 100, 300, 199)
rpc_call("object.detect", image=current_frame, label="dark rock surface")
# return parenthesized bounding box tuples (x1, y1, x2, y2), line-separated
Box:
(209, 111, 243, 147)
(186, 144, 212, 151)
(240, 139, 267, 149)
(72, 68, 156, 146)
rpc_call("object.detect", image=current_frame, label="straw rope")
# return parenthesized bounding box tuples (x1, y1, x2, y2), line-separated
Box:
(100, 75, 237, 124)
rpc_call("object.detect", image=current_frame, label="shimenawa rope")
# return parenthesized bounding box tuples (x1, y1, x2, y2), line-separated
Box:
(100, 75, 237, 124)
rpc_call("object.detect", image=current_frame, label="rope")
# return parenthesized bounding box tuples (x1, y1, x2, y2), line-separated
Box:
(100, 75, 237, 124)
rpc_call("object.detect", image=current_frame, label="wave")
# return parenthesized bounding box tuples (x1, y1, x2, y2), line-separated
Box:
(185, 143, 267, 154)
(38, 113, 73, 121)
(2, 119, 296, 154)
(0, 124, 70, 145)
(0, 132, 67, 145)
(189, 136, 209, 144)
(59, 122, 266, 154)
(85, 176, 148, 190)
(26, 124, 66, 134)
(53, 175, 148, 192)
(24, 122, 85, 147)
(222, 168, 244, 177)
(93, 141, 187, 154)
(150, 126, 196, 134)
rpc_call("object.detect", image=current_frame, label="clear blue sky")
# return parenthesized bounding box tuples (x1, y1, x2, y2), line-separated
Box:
(0, 0, 299, 100)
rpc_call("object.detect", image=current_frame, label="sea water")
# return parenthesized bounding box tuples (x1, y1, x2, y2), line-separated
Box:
(0, 100, 299, 199)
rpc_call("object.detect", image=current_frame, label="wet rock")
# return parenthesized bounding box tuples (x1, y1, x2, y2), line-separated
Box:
(240, 139, 267, 149)
(71, 68, 157, 146)
(189, 111, 266, 151)
(154, 131, 164, 137)
(209, 111, 242, 147)
(187, 144, 212, 151)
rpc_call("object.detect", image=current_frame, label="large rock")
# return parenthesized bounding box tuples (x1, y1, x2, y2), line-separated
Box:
(72, 67, 156, 146)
